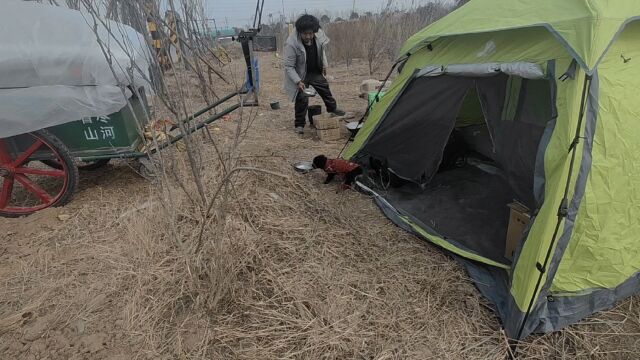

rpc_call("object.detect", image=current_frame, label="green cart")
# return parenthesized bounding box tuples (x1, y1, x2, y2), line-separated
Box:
(0, 89, 243, 217)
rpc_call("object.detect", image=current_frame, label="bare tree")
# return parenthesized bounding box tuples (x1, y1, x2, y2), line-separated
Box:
(325, 1, 455, 72)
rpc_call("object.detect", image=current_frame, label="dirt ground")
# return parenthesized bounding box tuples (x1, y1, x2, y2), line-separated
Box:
(1, 53, 639, 359)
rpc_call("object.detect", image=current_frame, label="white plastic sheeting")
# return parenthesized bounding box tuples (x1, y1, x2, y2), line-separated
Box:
(0, 1, 151, 138)
(417, 62, 545, 79)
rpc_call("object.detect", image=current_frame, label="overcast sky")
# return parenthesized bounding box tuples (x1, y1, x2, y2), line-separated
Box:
(206, 0, 453, 28)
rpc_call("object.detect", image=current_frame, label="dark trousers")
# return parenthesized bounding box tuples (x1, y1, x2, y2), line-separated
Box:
(295, 73, 338, 128)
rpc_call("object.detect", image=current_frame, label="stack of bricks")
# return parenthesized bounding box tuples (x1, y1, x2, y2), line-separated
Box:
(314, 114, 342, 141)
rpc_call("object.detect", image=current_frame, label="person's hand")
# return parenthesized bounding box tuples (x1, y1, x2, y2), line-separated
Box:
(298, 81, 306, 92)
(322, 68, 327, 76)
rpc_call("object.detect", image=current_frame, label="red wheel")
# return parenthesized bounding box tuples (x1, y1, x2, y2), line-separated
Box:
(0, 130, 79, 217)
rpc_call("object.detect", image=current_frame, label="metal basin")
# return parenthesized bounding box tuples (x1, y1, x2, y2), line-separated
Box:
(293, 161, 314, 173)
(346, 121, 363, 136)
(302, 87, 317, 97)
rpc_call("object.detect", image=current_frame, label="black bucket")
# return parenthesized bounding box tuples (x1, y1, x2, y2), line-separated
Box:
(308, 105, 322, 126)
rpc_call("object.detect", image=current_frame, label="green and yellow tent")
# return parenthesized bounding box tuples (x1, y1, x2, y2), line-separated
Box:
(346, 0, 640, 339)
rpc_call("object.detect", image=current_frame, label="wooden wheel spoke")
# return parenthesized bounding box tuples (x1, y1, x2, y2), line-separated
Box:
(16, 167, 66, 178)
(0, 177, 14, 209)
(15, 174, 53, 204)
(0, 130, 77, 216)
(12, 139, 43, 167)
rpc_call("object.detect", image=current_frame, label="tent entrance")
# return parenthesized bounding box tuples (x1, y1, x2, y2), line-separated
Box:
(383, 165, 516, 264)
(361, 72, 556, 266)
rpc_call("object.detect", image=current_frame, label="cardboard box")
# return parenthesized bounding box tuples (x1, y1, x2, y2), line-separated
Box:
(359, 79, 390, 96)
(360, 79, 382, 95)
(313, 114, 339, 130)
(505, 201, 531, 261)
(317, 127, 342, 141)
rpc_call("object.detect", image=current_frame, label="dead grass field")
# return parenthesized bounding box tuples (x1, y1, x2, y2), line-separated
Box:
(0, 53, 639, 360)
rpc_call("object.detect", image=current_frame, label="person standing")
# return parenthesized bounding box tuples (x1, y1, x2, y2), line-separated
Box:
(284, 14, 345, 134)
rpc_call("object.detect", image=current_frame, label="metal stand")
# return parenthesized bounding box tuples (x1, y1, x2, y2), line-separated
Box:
(235, 29, 260, 106)
(233, 0, 264, 106)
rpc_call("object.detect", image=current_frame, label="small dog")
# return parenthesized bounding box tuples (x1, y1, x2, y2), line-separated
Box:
(312, 155, 363, 189)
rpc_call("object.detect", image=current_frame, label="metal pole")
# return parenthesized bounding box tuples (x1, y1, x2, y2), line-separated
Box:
(247, 38, 259, 104)
(257, 0, 265, 29)
(514, 73, 592, 343)
(252, 0, 260, 29)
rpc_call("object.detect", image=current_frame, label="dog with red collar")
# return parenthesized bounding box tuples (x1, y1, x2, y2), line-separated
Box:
(312, 155, 363, 189)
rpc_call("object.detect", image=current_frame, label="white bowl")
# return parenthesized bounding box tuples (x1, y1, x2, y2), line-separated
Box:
(302, 88, 317, 97)
(293, 161, 314, 173)
(346, 121, 363, 130)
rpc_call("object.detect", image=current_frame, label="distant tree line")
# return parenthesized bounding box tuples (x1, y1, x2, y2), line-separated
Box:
(258, 0, 469, 74)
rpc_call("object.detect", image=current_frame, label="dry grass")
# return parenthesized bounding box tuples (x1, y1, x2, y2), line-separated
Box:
(0, 54, 639, 360)
(111, 155, 503, 359)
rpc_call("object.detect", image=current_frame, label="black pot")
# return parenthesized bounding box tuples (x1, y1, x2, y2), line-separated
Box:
(270, 101, 280, 110)
(308, 105, 322, 125)
(308, 105, 322, 116)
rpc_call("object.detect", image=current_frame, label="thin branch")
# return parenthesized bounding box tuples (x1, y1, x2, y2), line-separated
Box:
(195, 167, 289, 253)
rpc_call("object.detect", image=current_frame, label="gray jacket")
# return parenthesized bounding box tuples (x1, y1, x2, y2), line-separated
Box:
(283, 29, 330, 101)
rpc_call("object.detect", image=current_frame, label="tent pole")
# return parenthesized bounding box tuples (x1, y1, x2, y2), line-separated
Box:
(337, 54, 409, 158)
(513, 73, 592, 346)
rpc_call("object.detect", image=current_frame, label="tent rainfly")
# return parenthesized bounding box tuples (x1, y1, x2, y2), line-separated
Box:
(345, 0, 640, 339)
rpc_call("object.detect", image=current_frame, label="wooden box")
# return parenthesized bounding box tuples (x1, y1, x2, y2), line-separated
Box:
(313, 115, 339, 130)
(317, 127, 342, 141)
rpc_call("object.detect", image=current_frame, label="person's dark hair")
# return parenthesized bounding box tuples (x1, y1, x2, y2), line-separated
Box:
(312, 155, 327, 169)
(295, 14, 321, 33)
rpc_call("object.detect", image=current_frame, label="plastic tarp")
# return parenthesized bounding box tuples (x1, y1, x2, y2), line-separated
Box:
(0, 1, 151, 138)
(416, 63, 545, 79)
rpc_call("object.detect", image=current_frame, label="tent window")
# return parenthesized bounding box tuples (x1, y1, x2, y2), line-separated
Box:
(498, 77, 552, 126)
(515, 79, 553, 127)
(501, 76, 523, 122)
(456, 87, 486, 127)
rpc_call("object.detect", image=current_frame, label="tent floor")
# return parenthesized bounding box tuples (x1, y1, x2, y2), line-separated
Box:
(383, 164, 516, 265)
